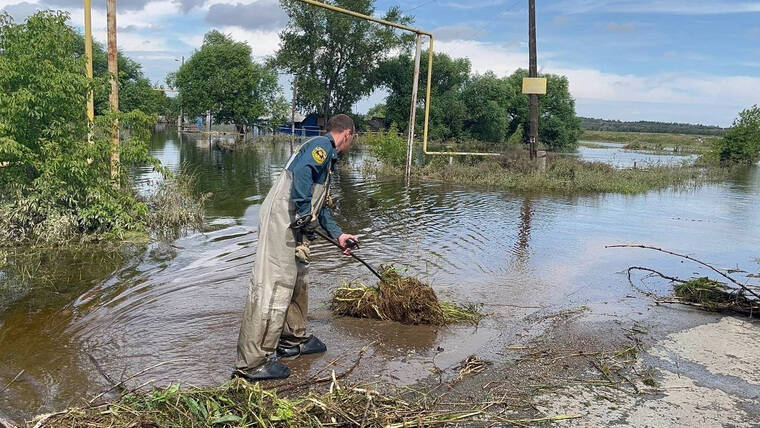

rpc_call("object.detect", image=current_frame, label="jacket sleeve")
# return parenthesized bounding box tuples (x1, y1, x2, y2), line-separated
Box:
(318, 206, 343, 239)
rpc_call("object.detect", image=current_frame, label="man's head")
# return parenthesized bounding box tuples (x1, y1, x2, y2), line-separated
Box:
(326, 114, 355, 155)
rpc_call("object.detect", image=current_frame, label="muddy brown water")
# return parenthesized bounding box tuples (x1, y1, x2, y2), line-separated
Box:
(1, 127, 759, 422)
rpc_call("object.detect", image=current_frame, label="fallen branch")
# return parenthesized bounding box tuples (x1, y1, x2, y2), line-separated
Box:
(608, 244, 760, 300)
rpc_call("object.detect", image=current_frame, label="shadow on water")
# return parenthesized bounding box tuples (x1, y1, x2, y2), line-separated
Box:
(2, 128, 759, 421)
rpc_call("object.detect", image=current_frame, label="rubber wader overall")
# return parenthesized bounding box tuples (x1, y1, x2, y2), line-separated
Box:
(235, 145, 332, 370)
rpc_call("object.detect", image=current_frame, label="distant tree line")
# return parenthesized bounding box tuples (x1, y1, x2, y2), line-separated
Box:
(581, 117, 726, 136)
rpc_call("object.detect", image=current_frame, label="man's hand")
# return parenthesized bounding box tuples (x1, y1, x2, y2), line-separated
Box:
(338, 233, 358, 249)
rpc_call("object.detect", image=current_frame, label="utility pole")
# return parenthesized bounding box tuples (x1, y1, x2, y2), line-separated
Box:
(177, 56, 184, 131)
(107, 0, 120, 185)
(290, 75, 298, 154)
(528, 0, 539, 161)
(84, 0, 94, 130)
(405, 34, 423, 183)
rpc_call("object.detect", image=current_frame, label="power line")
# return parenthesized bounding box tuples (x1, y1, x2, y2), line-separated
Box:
(404, 0, 437, 13)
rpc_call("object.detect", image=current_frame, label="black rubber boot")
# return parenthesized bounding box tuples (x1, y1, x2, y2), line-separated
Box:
(232, 359, 290, 382)
(276, 335, 327, 358)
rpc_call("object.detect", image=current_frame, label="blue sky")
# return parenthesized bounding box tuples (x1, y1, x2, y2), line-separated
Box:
(2, 0, 760, 126)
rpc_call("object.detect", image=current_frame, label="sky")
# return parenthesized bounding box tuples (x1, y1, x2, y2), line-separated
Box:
(2, 0, 760, 126)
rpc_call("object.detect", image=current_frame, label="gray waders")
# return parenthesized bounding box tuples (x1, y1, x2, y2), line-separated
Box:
(236, 165, 331, 370)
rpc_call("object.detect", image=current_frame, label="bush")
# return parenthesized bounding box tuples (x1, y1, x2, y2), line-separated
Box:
(0, 11, 178, 245)
(364, 125, 407, 167)
(713, 105, 760, 163)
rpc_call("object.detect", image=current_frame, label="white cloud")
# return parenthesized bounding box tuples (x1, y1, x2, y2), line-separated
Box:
(436, 39, 526, 75)
(218, 26, 281, 58)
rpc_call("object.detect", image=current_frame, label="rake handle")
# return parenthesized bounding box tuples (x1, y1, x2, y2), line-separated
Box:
(312, 229, 384, 282)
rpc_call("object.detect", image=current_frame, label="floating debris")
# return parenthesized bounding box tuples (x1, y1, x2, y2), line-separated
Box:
(331, 266, 484, 325)
(456, 355, 491, 382)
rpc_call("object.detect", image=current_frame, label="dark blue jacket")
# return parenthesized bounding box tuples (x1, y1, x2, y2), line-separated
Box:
(286, 135, 343, 239)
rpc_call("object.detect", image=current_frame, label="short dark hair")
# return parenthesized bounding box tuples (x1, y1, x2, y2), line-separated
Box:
(326, 114, 355, 134)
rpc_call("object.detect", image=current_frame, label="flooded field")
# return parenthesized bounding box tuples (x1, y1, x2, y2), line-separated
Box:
(1, 128, 759, 422)
(575, 141, 699, 167)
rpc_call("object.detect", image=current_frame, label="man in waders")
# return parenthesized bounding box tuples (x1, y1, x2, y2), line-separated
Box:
(233, 114, 358, 381)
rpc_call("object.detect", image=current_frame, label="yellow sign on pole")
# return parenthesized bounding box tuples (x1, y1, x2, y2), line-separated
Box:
(522, 77, 547, 94)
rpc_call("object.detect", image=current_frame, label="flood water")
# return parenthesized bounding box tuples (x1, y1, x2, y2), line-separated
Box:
(1, 128, 759, 422)
(574, 141, 699, 168)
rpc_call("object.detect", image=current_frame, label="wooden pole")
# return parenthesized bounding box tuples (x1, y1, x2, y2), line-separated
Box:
(528, 0, 538, 161)
(405, 34, 422, 184)
(107, 0, 120, 185)
(291, 75, 297, 154)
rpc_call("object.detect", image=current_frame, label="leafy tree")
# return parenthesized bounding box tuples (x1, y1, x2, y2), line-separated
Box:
(461, 72, 512, 142)
(367, 103, 386, 118)
(0, 11, 158, 243)
(172, 30, 286, 133)
(504, 69, 582, 151)
(379, 51, 470, 140)
(276, 0, 411, 123)
(713, 105, 760, 163)
(72, 35, 165, 115)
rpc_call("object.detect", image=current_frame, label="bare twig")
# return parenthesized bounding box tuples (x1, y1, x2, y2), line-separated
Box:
(0, 370, 23, 394)
(628, 266, 686, 284)
(277, 342, 373, 394)
(608, 244, 760, 300)
(87, 358, 190, 405)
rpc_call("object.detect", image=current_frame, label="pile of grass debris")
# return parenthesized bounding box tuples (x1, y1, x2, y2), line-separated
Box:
(331, 266, 483, 325)
(674, 277, 759, 314)
(31, 378, 472, 427)
(30, 377, 581, 428)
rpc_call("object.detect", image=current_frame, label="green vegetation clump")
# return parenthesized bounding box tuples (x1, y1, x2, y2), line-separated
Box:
(144, 171, 208, 237)
(332, 266, 483, 325)
(364, 126, 406, 168)
(712, 105, 760, 164)
(674, 277, 757, 313)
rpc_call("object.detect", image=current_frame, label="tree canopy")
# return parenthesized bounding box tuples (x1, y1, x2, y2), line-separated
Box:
(379, 51, 471, 141)
(171, 30, 287, 130)
(0, 11, 158, 243)
(379, 51, 582, 150)
(713, 105, 760, 163)
(276, 0, 411, 122)
(72, 34, 167, 116)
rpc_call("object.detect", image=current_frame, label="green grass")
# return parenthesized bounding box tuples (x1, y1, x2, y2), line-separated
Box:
(365, 153, 730, 195)
(581, 130, 719, 153)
